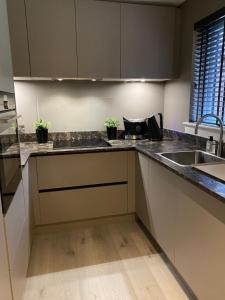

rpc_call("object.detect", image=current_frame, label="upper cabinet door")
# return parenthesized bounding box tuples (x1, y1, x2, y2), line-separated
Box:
(121, 3, 176, 79)
(25, 0, 77, 78)
(7, 0, 30, 77)
(76, 0, 121, 79)
(0, 0, 14, 92)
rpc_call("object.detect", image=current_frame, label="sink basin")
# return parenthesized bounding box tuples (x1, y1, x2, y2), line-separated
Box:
(159, 150, 224, 166)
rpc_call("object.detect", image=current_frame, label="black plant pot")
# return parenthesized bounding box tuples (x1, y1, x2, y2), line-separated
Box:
(36, 128, 48, 144)
(107, 127, 117, 140)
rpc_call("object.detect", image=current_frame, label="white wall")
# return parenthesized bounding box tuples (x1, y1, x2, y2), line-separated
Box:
(15, 81, 164, 133)
(164, 0, 225, 132)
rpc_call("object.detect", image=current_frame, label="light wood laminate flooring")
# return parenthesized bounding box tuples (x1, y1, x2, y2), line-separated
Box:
(24, 218, 188, 300)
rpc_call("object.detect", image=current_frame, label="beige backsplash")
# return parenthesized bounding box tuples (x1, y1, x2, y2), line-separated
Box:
(14, 81, 164, 133)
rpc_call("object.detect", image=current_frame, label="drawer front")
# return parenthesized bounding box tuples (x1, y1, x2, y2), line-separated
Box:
(39, 184, 128, 224)
(37, 152, 128, 190)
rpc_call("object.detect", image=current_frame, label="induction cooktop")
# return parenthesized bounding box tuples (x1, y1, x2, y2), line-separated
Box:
(53, 138, 111, 149)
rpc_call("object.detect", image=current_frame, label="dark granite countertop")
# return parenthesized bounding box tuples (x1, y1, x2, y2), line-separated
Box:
(7, 135, 225, 204)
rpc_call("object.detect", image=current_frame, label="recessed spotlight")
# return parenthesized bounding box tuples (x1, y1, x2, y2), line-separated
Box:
(91, 79, 97, 82)
(57, 78, 63, 81)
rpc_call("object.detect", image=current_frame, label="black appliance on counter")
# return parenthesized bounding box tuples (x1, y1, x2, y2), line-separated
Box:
(147, 113, 163, 141)
(0, 92, 22, 215)
(123, 117, 148, 140)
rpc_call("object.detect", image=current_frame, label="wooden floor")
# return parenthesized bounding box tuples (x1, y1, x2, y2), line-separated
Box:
(24, 218, 188, 300)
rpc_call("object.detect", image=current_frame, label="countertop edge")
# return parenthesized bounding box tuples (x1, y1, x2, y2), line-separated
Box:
(20, 141, 225, 204)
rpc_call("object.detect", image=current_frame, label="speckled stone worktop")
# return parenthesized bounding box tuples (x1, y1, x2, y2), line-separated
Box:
(7, 132, 225, 204)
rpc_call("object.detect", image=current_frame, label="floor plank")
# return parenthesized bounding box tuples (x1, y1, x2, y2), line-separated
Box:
(24, 219, 188, 300)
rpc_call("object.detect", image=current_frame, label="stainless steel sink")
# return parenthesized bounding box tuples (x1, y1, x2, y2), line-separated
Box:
(158, 150, 224, 166)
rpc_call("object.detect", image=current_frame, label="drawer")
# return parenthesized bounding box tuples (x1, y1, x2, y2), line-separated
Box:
(37, 151, 128, 190)
(39, 184, 128, 224)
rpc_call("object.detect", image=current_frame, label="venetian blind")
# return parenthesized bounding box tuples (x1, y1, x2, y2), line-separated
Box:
(190, 11, 225, 125)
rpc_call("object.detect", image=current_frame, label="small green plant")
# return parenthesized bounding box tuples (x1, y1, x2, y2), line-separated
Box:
(104, 117, 120, 128)
(33, 119, 50, 130)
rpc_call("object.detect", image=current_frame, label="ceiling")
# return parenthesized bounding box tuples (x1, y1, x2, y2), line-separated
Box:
(102, 0, 186, 7)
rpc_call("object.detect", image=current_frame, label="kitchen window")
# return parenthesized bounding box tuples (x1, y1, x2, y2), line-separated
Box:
(190, 8, 225, 125)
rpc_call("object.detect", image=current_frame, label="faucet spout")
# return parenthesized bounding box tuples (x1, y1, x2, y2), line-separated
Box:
(195, 114, 224, 157)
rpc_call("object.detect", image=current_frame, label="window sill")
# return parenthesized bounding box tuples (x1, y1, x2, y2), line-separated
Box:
(183, 122, 224, 132)
(183, 122, 225, 140)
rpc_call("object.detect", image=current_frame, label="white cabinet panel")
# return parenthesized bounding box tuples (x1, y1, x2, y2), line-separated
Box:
(5, 180, 26, 265)
(175, 176, 225, 300)
(22, 162, 32, 256)
(0, 201, 12, 300)
(5, 179, 29, 300)
(136, 153, 151, 231)
(147, 159, 177, 262)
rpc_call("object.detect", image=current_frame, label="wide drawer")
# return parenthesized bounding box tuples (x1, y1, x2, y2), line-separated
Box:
(37, 151, 128, 190)
(39, 184, 128, 224)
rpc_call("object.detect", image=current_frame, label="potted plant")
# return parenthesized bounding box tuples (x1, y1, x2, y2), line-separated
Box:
(33, 119, 50, 144)
(104, 117, 120, 140)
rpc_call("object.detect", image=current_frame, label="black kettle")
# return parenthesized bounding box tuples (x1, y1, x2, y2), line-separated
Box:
(148, 113, 163, 141)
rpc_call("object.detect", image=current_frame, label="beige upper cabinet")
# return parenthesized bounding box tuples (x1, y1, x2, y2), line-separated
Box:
(121, 3, 176, 79)
(7, 0, 30, 77)
(25, 0, 77, 77)
(76, 0, 121, 79)
(0, 0, 14, 92)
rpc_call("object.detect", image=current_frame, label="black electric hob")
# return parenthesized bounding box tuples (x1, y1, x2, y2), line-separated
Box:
(53, 138, 111, 149)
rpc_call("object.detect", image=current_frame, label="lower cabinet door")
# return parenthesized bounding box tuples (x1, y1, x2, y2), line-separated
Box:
(39, 184, 128, 224)
(147, 159, 178, 262)
(175, 176, 225, 300)
(0, 202, 12, 300)
(10, 220, 29, 300)
(136, 153, 151, 231)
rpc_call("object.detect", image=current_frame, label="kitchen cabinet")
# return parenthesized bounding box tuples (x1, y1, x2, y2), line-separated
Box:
(31, 151, 134, 225)
(25, 0, 77, 77)
(148, 159, 178, 262)
(0, 0, 14, 92)
(76, 0, 121, 78)
(121, 3, 177, 79)
(7, 0, 30, 77)
(40, 184, 127, 224)
(175, 176, 225, 300)
(4, 180, 29, 300)
(22, 161, 33, 256)
(136, 152, 225, 299)
(36, 152, 128, 190)
(7, 0, 179, 79)
(0, 198, 12, 300)
(136, 153, 177, 262)
(136, 153, 151, 231)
